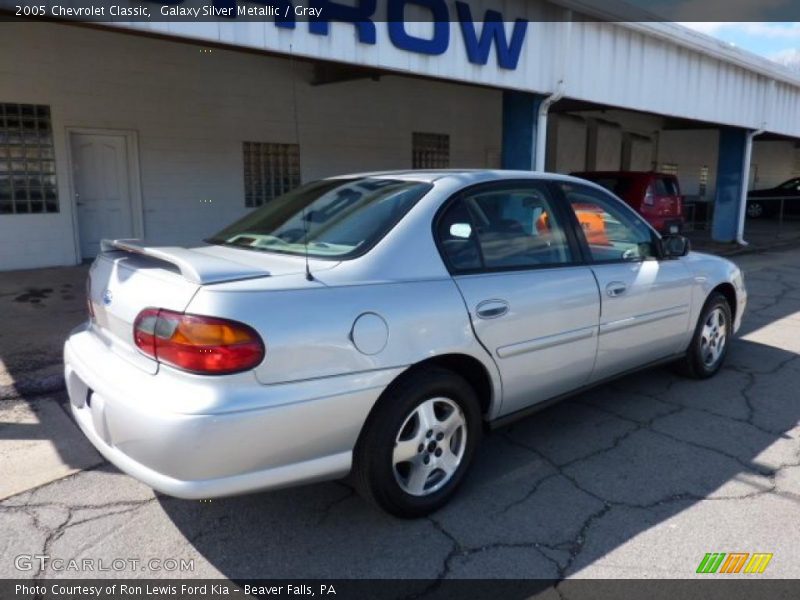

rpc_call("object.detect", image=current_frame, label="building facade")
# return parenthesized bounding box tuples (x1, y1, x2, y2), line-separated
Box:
(2, 2, 800, 270)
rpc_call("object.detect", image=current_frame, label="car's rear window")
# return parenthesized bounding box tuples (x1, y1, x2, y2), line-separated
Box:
(207, 178, 432, 260)
(581, 176, 632, 198)
(656, 177, 679, 196)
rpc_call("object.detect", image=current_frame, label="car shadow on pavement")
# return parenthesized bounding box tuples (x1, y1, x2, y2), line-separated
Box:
(158, 334, 800, 583)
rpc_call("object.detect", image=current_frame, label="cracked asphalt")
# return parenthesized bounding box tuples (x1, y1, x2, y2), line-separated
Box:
(2, 248, 800, 582)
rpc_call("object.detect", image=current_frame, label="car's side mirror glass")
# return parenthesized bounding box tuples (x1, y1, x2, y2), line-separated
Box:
(450, 223, 472, 239)
(662, 234, 690, 258)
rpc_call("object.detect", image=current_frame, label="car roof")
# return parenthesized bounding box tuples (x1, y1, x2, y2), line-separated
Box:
(574, 171, 676, 179)
(325, 169, 593, 186)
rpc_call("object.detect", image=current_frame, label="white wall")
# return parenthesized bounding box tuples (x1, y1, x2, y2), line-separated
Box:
(592, 122, 623, 171)
(549, 111, 660, 175)
(110, 11, 800, 137)
(625, 136, 654, 171)
(546, 114, 586, 173)
(751, 140, 799, 191)
(546, 103, 800, 237)
(654, 135, 797, 198)
(0, 23, 501, 270)
(656, 130, 719, 200)
(548, 109, 800, 205)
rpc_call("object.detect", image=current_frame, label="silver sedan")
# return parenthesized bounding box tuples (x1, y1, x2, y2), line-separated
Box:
(64, 170, 746, 517)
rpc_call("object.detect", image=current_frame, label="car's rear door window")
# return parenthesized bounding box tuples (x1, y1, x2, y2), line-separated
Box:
(559, 183, 657, 263)
(437, 182, 574, 272)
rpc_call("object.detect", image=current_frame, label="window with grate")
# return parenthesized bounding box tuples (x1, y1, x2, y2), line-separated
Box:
(699, 165, 709, 197)
(412, 132, 450, 169)
(0, 103, 58, 214)
(243, 142, 301, 208)
(660, 163, 679, 176)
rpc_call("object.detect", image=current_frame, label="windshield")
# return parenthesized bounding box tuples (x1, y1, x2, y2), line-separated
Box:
(207, 178, 432, 259)
(778, 178, 800, 190)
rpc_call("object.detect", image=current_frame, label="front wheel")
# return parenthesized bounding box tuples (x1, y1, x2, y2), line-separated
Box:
(352, 367, 482, 518)
(675, 292, 732, 379)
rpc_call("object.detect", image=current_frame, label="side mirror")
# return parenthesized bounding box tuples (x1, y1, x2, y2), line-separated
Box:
(449, 223, 472, 239)
(661, 234, 690, 258)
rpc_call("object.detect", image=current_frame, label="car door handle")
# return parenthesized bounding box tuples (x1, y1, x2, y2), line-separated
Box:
(476, 299, 509, 319)
(606, 282, 628, 298)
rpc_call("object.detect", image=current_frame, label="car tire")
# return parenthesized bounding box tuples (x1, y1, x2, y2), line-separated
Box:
(746, 201, 765, 219)
(674, 292, 732, 379)
(352, 367, 482, 518)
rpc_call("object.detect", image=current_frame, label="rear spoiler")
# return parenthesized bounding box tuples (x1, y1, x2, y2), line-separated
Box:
(100, 239, 271, 285)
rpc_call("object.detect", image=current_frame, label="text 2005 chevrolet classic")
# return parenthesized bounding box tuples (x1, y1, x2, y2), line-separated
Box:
(65, 170, 746, 517)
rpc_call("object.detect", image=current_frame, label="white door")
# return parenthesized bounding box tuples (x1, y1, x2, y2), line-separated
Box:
(71, 133, 133, 259)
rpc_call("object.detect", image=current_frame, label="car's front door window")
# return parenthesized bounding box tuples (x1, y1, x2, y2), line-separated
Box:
(438, 183, 574, 272)
(559, 183, 657, 263)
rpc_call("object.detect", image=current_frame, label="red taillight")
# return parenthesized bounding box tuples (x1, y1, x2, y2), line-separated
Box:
(133, 308, 159, 358)
(644, 185, 655, 206)
(676, 196, 683, 216)
(133, 308, 265, 375)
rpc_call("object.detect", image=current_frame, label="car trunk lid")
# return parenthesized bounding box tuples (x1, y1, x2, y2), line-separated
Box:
(88, 239, 337, 374)
(88, 251, 202, 374)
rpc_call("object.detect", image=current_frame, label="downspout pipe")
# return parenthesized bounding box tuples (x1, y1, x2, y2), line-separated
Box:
(736, 128, 763, 246)
(535, 15, 571, 172)
(534, 88, 564, 172)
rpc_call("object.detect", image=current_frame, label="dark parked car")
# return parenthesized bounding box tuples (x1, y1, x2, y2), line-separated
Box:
(747, 178, 800, 219)
(572, 171, 684, 234)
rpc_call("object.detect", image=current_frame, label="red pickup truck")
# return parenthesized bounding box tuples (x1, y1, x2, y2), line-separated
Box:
(572, 171, 685, 234)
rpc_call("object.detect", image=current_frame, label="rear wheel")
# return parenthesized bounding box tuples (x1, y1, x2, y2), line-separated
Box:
(675, 292, 732, 379)
(746, 201, 765, 219)
(353, 367, 482, 518)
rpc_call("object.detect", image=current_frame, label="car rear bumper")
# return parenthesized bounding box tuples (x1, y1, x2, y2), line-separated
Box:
(650, 217, 684, 234)
(64, 325, 402, 498)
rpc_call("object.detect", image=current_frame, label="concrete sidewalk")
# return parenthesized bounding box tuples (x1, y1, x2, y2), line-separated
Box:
(687, 217, 800, 257)
(1, 248, 800, 581)
(0, 264, 103, 499)
(0, 265, 88, 400)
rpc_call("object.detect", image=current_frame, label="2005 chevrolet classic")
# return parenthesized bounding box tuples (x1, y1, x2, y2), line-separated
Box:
(65, 170, 746, 517)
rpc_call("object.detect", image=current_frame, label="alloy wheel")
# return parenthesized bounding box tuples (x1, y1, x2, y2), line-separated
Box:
(700, 307, 727, 368)
(392, 397, 467, 497)
(747, 203, 764, 218)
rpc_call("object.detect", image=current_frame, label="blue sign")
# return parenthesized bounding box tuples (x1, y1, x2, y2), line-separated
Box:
(160, 0, 529, 70)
